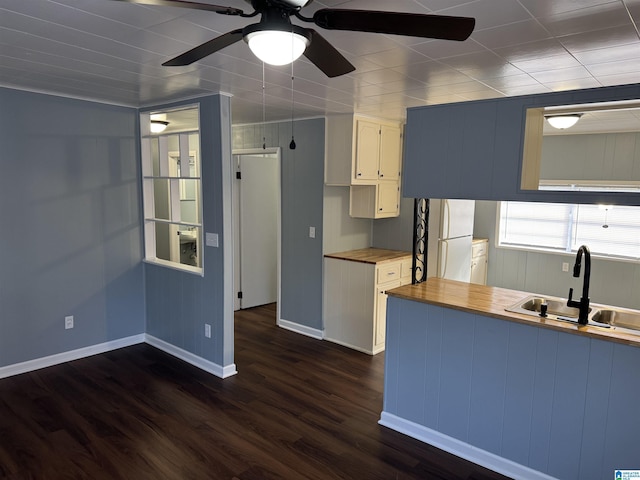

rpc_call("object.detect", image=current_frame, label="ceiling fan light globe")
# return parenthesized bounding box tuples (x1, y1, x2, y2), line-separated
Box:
(545, 114, 582, 129)
(246, 30, 309, 66)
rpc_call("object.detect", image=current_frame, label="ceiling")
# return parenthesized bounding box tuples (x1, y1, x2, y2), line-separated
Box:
(2, 0, 640, 125)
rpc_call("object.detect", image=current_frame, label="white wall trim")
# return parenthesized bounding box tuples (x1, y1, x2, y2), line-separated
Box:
(145, 334, 237, 379)
(278, 318, 324, 340)
(378, 412, 559, 480)
(0, 334, 238, 380)
(323, 336, 376, 355)
(0, 334, 145, 379)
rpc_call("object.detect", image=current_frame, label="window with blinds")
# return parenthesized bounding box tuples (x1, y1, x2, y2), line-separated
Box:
(498, 192, 640, 261)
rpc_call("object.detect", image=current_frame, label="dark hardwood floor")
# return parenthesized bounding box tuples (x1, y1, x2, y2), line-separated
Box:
(0, 304, 511, 479)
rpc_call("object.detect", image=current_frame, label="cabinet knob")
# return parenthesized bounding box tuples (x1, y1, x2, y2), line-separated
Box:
(380, 173, 384, 177)
(357, 172, 362, 176)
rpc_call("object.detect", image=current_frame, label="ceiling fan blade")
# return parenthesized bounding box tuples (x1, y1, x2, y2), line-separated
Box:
(163, 29, 244, 66)
(110, 0, 244, 15)
(303, 29, 355, 78)
(313, 9, 475, 41)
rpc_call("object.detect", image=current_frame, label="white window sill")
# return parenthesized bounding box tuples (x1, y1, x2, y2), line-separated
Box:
(143, 258, 204, 276)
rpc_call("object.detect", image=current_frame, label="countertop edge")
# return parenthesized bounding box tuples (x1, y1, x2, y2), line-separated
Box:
(387, 279, 640, 348)
(324, 248, 412, 265)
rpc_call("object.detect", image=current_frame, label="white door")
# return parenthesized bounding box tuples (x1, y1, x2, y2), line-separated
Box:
(236, 153, 279, 309)
(438, 236, 472, 282)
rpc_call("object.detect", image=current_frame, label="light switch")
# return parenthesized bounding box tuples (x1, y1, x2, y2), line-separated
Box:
(206, 232, 219, 247)
(309, 226, 316, 238)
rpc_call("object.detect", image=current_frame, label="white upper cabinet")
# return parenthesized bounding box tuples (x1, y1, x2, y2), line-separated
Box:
(325, 114, 403, 219)
(378, 124, 402, 181)
(354, 119, 380, 182)
(325, 114, 403, 186)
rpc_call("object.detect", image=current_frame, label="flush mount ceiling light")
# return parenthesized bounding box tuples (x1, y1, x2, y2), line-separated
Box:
(150, 120, 169, 133)
(244, 26, 310, 66)
(545, 114, 583, 130)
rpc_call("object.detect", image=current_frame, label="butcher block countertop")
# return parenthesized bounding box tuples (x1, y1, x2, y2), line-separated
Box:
(388, 277, 640, 348)
(324, 248, 411, 264)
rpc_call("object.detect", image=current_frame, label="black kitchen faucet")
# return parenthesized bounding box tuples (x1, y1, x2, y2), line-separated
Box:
(567, 245, 591, 325)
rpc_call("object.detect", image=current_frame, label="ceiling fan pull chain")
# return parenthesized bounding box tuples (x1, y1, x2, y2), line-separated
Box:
(262, 61, 266, 150)
(289, 36, 296, 150)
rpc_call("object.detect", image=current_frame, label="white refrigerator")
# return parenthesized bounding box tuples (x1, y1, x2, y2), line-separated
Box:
(426, 199, 476, 282)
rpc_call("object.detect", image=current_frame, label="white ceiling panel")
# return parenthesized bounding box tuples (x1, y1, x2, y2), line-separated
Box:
(536, 2, 631, 36)
(471, 19, 552, 49)
(557, 24, 640, 52)
(437, 0, 533, 31)
(0, 0, 639, 124)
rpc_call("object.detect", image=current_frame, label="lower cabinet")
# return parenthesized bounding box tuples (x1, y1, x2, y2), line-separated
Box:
(470, 238, 488, 285)
(324, 254, 411, 354)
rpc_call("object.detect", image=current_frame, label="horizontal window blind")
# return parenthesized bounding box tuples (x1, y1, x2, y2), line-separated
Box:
(499, 196, 640, 261)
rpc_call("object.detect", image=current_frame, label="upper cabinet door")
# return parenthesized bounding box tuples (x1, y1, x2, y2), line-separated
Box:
(379, 124, 402, 181)
(354, 119, 380, 182)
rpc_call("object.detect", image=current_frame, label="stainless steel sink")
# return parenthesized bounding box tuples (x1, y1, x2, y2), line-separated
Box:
(518, 296, 588, 318)
(506, 295, 640, 332)
(506, 295, 603, 327)
(591, 308, 640, 330)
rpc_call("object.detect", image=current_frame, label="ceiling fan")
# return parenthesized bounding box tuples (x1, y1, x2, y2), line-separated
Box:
(112, 0, 475, 78)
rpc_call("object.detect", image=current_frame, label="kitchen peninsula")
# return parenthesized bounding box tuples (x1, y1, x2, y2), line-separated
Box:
(380, 278, 640, 480)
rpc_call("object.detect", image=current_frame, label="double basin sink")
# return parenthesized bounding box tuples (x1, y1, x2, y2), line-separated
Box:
(505, 295, 640, 332)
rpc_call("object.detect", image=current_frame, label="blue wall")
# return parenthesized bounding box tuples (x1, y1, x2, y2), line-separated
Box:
(233, 118, 325, 331)
(384, 296, 640, 480)
(403, 83, 640, 206)
(0, 87, 145, 367)
(144, 95, 234, 368)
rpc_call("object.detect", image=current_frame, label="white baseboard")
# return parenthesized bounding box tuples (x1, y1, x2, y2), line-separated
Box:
(323, 336, 375, 355)
(0, 334, 145, 379)
(277, 318, 324, 340)
(0, 334, 237, 380)
(145, 334, 237, 379)
(378, 412, 558, 480)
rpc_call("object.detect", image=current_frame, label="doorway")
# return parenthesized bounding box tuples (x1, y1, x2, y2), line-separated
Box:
(232, 149, 281, 320)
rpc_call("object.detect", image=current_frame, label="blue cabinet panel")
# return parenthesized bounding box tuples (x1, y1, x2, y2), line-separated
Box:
(579, 340, 614, 480)
(396, 301, 429, 424)
(603, 344, 640, 475)
(459, 102, 498, 199)
(468, 316, 508, 453)
(501, 322, 537, 465)
(423, 306, 444, 428)
(529, 328, 558, 473)
(437, 309, 474, 440)
(547, 334, 590, 480)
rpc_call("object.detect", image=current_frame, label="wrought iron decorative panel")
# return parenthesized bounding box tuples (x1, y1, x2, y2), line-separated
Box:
(412, 198, 429, 284)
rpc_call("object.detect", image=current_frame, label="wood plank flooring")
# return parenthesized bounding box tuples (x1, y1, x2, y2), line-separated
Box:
(0, 304, 511, 479)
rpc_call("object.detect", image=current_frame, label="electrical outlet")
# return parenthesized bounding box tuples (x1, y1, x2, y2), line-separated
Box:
(309, 226, 316, 238)
(65, 315, 74, 330)
(204, 323, 211, 338)
(562, 262, 569, 272)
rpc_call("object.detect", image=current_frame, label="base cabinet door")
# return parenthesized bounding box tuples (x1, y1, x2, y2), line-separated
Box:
(470, 239, 488, 285)
(375, 279, 401, 349)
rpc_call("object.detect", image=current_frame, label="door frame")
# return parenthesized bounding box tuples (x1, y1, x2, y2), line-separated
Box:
(232, 148, 282, 322)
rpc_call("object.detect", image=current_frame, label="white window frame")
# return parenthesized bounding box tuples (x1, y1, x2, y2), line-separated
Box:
(497, 183, 640, 262)
(140, 106, 203, 275)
